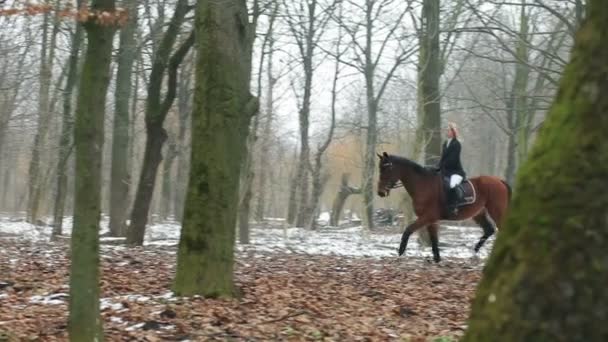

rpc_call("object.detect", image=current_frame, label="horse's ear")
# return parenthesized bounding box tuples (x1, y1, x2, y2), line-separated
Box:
(377, 153, 383, 160)
(383, 152, 389, 158)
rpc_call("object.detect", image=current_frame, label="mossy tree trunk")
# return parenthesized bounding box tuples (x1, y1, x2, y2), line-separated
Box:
(464, 2, 608, 340)
(126, 0, 193, 245)
(68, 0, 116, 339)
(173, 0, 257, 297)
(51, 0, 84, 239)
(109, 0, 138, 237)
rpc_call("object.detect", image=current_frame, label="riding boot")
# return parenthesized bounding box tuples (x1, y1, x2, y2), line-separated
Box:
(448, 188, 459, 217)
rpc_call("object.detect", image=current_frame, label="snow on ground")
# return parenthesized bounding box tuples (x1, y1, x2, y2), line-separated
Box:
(0, 213, 495, 259)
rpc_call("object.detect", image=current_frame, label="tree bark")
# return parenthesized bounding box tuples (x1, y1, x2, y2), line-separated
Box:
(514, 1, 531, 166)
(329, 173, 361, 227)
(160, 139, 177, 220)
(464, 2, 608, 340)
(173, 0, 257, 297)
(126, 1, 193, 245)
(361, 1, 378, 230)
(109, 0, 138, 236)
(174, 60, 193, 221)
(307, 27, 340, 229)
(236, 0, 263, 244)
(27, 8, 58, 224)
(419, 0, 442, 167)
(254, 2, 279, 223)
(286, 159, 299, 225)
(293, 64, 314, 227)
(68, 0, 116, 339)
(51, 1, 84, 239)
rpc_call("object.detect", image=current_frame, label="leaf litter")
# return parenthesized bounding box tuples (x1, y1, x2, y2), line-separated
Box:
(0, 236, 484, 341)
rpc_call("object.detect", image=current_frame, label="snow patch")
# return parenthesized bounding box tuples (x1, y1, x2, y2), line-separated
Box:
(126, 322, 145, 331)
(30, 293, 68, 305)
(1, 214, 495, 259)
(100, 298, 125, 311)
(110, 316, 125, 324)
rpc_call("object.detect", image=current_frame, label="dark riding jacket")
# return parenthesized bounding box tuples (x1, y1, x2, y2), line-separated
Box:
(438, 138, 466, 178)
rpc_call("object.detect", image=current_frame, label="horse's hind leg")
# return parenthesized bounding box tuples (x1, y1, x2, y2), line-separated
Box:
(472, 210, 496, 253)
(427, 223, 441, 263)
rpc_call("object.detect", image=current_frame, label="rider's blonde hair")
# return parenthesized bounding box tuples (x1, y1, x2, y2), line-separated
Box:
(448, 122, 460, 139)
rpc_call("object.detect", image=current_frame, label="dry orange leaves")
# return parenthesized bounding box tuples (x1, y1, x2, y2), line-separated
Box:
(0, 238, 482, 341)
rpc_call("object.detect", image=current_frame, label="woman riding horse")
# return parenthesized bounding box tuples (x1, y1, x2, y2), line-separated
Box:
(376, 148, 511, 262)
(437, 122, 466, 217)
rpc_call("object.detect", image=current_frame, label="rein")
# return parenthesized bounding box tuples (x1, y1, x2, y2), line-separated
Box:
(390, 181, 403, 189)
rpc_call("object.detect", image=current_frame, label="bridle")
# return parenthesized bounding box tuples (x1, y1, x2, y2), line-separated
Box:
(380, 160, 404, 192)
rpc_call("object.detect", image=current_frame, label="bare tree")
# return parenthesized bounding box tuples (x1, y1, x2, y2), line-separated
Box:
(27, 5, 60, 224)
(108, 0, 139, 236)
(238, 0, 272, 244)
(51, 0, 85, 238)
(126, 0, 194, 246)
(331, 0, 417, 229)
(282, 0, 338, 227)
(254, 2, 281, 223)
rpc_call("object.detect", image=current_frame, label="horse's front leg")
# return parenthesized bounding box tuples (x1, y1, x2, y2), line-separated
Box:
(427, 223, 441, 263)
(398, 219, 428, 256)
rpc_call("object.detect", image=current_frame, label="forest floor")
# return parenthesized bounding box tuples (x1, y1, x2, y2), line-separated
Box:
(0, 215, 489, 341)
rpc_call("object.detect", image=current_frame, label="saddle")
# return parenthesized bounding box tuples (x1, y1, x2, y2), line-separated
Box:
(443, 178, 476, 207)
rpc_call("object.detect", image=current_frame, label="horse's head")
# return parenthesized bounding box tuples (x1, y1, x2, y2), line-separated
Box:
(377, 152, 399, 197)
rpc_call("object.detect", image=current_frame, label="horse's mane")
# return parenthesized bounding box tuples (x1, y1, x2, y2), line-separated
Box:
(387, 154, 434, 176)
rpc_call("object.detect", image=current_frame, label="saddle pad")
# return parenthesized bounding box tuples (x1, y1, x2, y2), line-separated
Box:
(458, 180, 476, 206)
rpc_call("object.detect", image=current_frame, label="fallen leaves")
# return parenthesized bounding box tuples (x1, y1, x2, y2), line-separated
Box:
(0, 238, 482, 341)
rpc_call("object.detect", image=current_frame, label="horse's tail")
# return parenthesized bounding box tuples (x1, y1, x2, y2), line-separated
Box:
(501, 180, 512, 201)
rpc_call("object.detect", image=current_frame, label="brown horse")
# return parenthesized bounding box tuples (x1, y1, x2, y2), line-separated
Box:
(376, 152, 511, 262)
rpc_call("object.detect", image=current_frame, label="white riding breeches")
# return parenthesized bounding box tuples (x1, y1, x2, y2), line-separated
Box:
(449, 174, 463, 188)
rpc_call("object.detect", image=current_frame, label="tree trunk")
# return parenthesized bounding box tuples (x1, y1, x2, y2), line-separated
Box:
(160, 140, 177, 220)
(126, 1, 193, 245)
(27, 10, 56, 224)
(109, 0, 138, 236)
(329, 173, 361, 227)
(307, 34, 340, 229)
(464, 2, 608, 340)
(254, 4, 279, 222)
(238, 168, 253, 244)
(307, 162, 330, 229)
(173, 0, 257, 297)
(51, 4, 84, 239)
(236, 0, 263, 243)
(420, 0, 442, 167)
(68, 1, 116, 339)
(174, 58, 193, 221)
(292, 2, 318, 228)
(361, 1, 377, 231)
(286, 147, 299, 224)
(505, 132, 517, 184)
(514, 2, 531, 166)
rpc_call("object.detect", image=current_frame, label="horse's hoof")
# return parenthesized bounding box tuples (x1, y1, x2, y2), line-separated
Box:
(434, 257, 441, 263)
(397, 247, 405, 256)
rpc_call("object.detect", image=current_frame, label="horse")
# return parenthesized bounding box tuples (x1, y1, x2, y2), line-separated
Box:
(376, 152, 511, 262)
